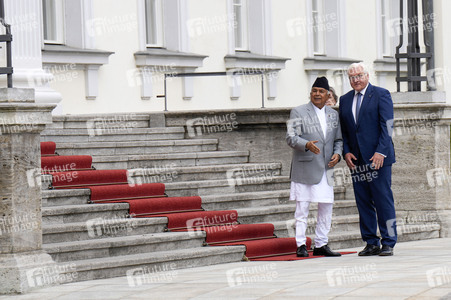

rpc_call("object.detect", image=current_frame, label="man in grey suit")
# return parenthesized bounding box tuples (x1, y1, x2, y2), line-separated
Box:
(286, 77, 343, 257)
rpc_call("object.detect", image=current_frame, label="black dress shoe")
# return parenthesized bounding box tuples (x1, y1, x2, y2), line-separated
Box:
(358, 244, 381, 256)
(313, 245, 341, 257)
(379, 245, 394, 256)
(296, 245, 309, 257)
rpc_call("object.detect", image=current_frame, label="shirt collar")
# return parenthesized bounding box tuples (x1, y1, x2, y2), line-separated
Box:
(355, 83, 369, 97)
(313, 104, 326, 113)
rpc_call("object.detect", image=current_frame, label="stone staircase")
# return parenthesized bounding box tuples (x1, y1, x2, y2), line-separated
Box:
(39, 114, 440, 283)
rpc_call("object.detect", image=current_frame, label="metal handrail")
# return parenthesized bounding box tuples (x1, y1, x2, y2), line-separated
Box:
(395, 0, 434, 92)
(160, 70, 265, 111)
(0, 0, 13, 88)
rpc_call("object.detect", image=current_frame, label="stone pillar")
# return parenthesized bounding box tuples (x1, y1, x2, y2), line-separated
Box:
(0, 88, 57, 294)
(1, 0, 62, 114)
(391, 91, 451, 238)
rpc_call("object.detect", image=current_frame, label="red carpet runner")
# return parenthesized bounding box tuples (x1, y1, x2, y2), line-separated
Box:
(40, 142, 355, 260)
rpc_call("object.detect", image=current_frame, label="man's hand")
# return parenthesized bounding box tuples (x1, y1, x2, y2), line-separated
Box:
(328, 154, 340, 168)
(370, 153, 385, 170)
(306, 140, 320, 154)
(344, 153, 357, 169)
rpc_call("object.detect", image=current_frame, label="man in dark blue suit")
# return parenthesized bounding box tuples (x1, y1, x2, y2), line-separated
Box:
(339, 62, 397, 256)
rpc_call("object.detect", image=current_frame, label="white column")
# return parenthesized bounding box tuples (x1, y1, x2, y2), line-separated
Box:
(3, 0, 62, 114)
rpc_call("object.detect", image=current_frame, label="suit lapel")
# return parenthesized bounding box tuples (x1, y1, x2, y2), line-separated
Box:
(306, 102, 325, 142)
(342, 92, 356, 130)
(325, 106, 336, 142)
(356, 84, 373, 127)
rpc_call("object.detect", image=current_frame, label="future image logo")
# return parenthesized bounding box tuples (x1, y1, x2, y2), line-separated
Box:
(186, 14, 236, 37)
(226, 164, 279, 188)
(426, 168, 451, 188)
(426, 266, 451, 287)
(126, 263, 178, 287)
(326, 264, 378, 287)
(186, 113, 238, 138)
(86, 114, 138, 137)
(226, 263, 278, 287)
(86, 217, 137, 238)
(85, 14, 137, 38)
(26, 263, 78, 288)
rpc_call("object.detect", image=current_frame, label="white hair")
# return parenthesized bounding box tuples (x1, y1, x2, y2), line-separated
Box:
(347, 62, 369, 75)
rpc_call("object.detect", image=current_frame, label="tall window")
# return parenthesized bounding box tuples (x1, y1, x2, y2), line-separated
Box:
(145, 0, 164, 47)
(233, 0, 249, 51)
(42, 0, 65, 44)
(311, 0, 325, 55)
(380, 0, 391, 56)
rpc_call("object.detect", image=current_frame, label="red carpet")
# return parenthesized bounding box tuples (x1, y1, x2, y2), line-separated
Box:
(51, 169, 129, 188)
(251, 251, 357, 261)
(203, 223, 275, 244)
(124, 196, 203, 216)
(41, 141, 351, 261)
(41, 155, 93, 173)
(41, 141, 57, 156)
(89, 183, 166, 202)
(213, 237, 305, 259)
(153, 210, 239, 230)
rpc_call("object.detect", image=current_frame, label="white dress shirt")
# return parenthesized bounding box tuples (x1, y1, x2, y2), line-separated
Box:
(352, 84, 369, 123)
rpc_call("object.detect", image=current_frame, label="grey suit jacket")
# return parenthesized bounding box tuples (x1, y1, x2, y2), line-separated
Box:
(286, 102, 343, 185)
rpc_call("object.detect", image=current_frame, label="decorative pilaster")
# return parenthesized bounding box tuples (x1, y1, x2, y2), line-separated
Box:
(0, 88, 58, 294)
(3, 0, 62, 114)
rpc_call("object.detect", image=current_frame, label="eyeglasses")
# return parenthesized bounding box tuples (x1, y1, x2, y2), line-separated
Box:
(349, 73, 367, 82)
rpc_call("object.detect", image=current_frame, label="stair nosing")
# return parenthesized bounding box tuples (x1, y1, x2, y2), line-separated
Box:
(43, 231, 205, 252)
(59, 246, 245, 271)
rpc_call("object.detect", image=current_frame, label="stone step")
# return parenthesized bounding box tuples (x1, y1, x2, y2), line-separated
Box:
(271, 214, 361, 238)
(44, 232, 206, 263)
(200, 190, 349, 210)
(42, 203, 129, 224)
(237, 204, 359, 226)
(201, 190, 291, 210)
(125, 162, 283, 184)
(41, 127, 185, 143)
(274, 221, 441, 250)
(52, 139, 219, 156)
(326, 222, 441, 250)
(164, 176, 290, 197)
(42, 189, 91, 207)
(39, 163, 283, 190)
(45, 114, 154, 129)
(41, 177, 345, 209)
(55, 246, 245, 283)
(165, 176, 345, 199)
(90, 150, 250, 170)
(42, 217, 167, 244)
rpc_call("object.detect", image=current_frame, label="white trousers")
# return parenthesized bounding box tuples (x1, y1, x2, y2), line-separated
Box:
(295, 201, 333, 248)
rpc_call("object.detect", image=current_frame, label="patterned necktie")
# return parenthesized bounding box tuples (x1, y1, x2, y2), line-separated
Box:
(355, 92, 362, 123)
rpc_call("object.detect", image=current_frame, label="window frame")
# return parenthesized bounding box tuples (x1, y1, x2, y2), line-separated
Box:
(233, 0, 249, 51)
(145, 0, 165, 48)
(380, 0, 392, 57)
(42, 0, 65, 45)
(311, 0, 326, 55)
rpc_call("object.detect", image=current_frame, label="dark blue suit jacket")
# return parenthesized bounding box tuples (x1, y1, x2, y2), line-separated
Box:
(339, 83, 395, 166)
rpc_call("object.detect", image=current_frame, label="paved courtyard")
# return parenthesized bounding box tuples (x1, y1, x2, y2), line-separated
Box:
(2, 238, 451, 300)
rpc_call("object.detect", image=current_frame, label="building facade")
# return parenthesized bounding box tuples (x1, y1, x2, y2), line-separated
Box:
(2, 0, 450, 114)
